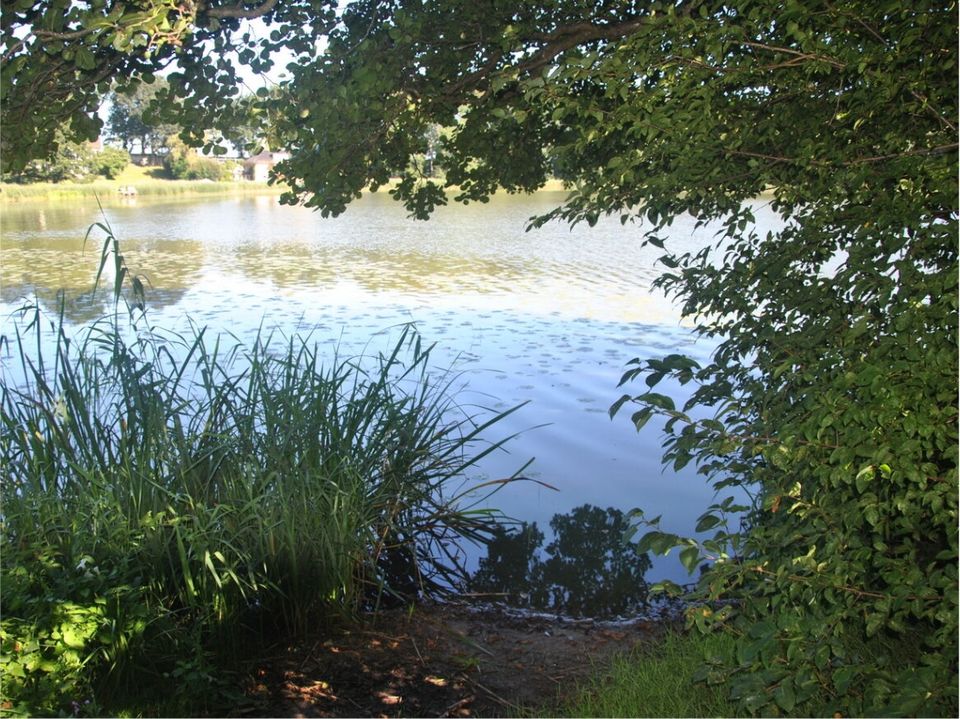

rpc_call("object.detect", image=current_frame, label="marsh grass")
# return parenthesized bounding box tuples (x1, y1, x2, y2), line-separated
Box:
(0, 220, 530, 715)
(0, 177, 284, 202)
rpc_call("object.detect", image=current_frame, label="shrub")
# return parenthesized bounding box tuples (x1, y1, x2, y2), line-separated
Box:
(163, 136, 229, 180)
(93, 146, 129, 179)
(0, 223, 526, 713)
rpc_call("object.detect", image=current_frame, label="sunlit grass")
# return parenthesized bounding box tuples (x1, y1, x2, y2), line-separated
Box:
(0, 169, 571, 204)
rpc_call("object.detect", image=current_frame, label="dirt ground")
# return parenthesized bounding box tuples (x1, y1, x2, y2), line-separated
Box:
(235, 600, 682, 717)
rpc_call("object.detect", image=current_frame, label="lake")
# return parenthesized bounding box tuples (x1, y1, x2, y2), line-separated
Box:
(0, 191, 774, 584)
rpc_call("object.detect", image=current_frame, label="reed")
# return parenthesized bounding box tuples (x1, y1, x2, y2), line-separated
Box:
(0, 220, 528, 714)
(0, 178, 284, 202)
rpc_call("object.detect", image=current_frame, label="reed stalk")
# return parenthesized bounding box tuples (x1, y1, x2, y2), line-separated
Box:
(0, 219, 529, 714)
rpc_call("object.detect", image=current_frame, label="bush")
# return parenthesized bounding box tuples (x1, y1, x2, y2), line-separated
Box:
(163, 137, 229, 180)
(2, 140, 129, 184)
(93, 146, 129, 179)
(0, 538, 162, 717)
(0, 224, 526, 714)
(184, 156, 228, 180)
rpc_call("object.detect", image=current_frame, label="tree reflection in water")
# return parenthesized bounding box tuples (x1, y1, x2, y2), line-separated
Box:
(469, 504, 651, 618)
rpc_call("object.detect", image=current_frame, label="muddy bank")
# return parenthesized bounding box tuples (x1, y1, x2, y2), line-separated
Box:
(238, 599, 688, 717)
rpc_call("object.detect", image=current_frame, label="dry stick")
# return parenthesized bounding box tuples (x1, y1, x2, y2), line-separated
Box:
(297, 638, 326, 672)
(410, 635, 425, 665)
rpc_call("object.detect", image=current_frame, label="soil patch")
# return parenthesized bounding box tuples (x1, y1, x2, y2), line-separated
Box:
(236, 601, 680, 717)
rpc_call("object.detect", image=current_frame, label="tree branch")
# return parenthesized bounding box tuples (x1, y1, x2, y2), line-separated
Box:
(32, 26, 102, 41)
(738, 40, 846, 70)
(438, 17, 652, 102)
(205, 0, 281, 20)
(434, 0, 707, 104)
(728, 143, 959, 167)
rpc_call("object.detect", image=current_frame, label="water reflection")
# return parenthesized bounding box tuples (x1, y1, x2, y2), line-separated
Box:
(469, 504, 651, 618)
(0, 192, 777, 582)
(2, 192, 684, 324)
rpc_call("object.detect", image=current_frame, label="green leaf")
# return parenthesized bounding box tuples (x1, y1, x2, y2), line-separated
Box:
(774, 677, 796, 712)
(645, 371, 666, 388)
(75, 46, 96, 71)
(609, 393, 632, 419)
(695, 514, 722, 532)
(638, 393, 675, 411)
(679, 545, 700, 574)
(630, 408, 653, 431)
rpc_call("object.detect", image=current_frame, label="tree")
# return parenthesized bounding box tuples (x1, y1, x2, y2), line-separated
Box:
(93, 145, 131, 178)
(107, 78, 178, 156)
(2, 1, 957, 714)
(0, 1, 337, 172)
(2, 130, 128, 183)
(218, 92, 287, 158)
(265, 5, 956, 713)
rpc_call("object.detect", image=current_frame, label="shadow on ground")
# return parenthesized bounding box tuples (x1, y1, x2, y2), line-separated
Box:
(237, 602, 676, 717)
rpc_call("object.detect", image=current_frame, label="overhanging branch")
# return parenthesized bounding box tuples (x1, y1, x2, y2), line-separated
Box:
(205, 0, 281, 20)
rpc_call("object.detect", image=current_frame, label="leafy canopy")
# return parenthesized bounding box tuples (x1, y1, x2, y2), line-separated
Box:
(2, 0, 957, 715)
(106, 78, 179, 154)
(1, 1, 336, 170)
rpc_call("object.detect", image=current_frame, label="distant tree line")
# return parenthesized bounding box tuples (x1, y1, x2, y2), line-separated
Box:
(2, 131, 129, 184)
(3, 76, 273, 184)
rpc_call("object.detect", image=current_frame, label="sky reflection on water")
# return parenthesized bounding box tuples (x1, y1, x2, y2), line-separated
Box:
(0, 191, 775, 583)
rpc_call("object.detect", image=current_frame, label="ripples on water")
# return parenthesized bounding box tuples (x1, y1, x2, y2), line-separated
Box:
(0, 191, 776, 583)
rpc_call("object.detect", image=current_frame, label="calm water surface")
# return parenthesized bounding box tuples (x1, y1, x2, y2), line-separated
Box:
(0, 192, 774, 583)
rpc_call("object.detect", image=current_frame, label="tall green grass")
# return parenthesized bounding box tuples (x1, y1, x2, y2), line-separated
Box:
(0, 221, 529, 715)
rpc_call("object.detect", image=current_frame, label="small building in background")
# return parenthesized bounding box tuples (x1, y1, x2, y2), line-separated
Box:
(243, 151, 290, 182)
(130, 152, 164, 166)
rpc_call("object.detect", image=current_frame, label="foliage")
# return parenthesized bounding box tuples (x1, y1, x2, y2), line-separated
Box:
(163, 137, 231, 180)
(1, 1, 338, 172)
(269, 2, 954, 714)
(3, 0, 957, 714)
(470, 505, 651, 618)
(221, 92, 288, 158)
(0, 538, 166, 717)
(0, 223, 529, 714)
(4, 141, 94, 184)
(2, 132, 129, 184)
(93, 146, 131, 179)
(107, 78, 178, 155)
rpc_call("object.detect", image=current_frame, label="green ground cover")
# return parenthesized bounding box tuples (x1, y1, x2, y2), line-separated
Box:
(558, 630, 738, 718)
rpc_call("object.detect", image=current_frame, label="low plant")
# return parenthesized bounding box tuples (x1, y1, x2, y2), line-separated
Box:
(557, 630, 738, 718)
(93, 147, 131, 179)
(0, 220, 529, 714)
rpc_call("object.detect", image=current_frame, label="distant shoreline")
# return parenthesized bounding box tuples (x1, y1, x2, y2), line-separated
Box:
(0, 171, 574, 205)
(0, 178, 285, 204)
